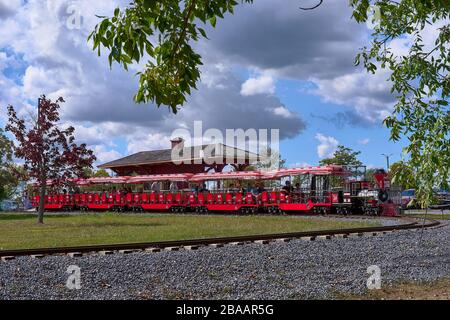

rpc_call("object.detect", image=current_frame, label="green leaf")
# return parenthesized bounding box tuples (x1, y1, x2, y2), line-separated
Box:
(209, 16, 217, 28)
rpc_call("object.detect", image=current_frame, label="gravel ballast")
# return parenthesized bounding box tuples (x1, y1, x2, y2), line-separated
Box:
(0, 221, 448, 300)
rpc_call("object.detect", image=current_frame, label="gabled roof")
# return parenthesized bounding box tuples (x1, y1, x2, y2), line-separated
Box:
(98, 143, 259, 169)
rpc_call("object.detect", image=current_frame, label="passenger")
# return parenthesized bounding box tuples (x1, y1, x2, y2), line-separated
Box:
(251, 183, 265, 202)
(151, 181, 161, 193)
(292, 183, 301, 203)
(235, 182, 244, 194)
(282, 181, 292, 194)
(192, 185, 200, 194)
(169, 181, 178, 193)
(257, 184, 265, 194)
(199, 183, 208, 193)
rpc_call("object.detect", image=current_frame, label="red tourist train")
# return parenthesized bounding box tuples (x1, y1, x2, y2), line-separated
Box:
(30, 165, 402, 216)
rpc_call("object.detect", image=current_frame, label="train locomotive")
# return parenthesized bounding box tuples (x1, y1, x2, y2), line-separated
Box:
(30, 165, 402, 216)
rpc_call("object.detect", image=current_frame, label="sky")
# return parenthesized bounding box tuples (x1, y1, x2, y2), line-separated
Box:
(0, 0, 421, 170)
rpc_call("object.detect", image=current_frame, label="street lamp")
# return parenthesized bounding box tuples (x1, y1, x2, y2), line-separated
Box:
(381, 153, 393, 171)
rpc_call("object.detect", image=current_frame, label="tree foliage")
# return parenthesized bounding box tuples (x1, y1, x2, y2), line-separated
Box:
(389, 160, 417, 190)
(0, 128, 16, 201)
(350, 0, 449, 207)
(6, 96, 96, 223)
(319, 145, 363, 167)
(88, 0, 253, 113)
(94, 169, 111, 177)
(252, 147, 287, 171)
(319, 145, 364, 188)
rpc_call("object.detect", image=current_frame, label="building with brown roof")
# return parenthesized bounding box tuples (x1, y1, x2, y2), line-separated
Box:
(98, 138, 259, 176)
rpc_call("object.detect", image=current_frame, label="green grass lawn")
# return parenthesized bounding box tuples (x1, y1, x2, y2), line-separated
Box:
(0, 213, 379, 250)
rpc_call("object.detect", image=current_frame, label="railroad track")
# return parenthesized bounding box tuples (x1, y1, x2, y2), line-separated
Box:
(0, 217, 441, 261)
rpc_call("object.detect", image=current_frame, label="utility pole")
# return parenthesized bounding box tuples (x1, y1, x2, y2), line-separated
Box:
(381, 153, 393, 171)
(37, 97, 41, 126)
(36, 97, 45, 224)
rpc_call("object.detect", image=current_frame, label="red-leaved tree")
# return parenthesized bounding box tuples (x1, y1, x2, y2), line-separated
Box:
(6, 95, 96, 224)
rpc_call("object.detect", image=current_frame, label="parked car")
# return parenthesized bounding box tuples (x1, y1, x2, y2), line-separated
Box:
(401, 189, 416, 209)
(434, 189, 450, 204)
(0, 200, 19, 211)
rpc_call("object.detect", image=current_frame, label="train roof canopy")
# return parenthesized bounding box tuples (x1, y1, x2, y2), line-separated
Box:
(265, 165, 349, 178)
(127, 174, 193, 183)
(190, 171, 263, 181)
(86, 176, 131, 184)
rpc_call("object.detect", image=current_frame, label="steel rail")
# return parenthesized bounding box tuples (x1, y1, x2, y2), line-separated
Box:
(0, 218, 440, 258)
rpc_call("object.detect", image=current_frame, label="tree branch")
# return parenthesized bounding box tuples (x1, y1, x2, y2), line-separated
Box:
(299, 0, 323, 10)
(172, 0, 197, 59)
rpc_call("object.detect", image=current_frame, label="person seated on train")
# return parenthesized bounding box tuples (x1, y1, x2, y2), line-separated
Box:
(199, 183, 209, 193)
(234, 182, 245, 194)
(151, 181, 161, 193)
(257, 184, 265, 194)
(251, 183, 265, 202)
(282, 181, 292, 194)
(169, 181, 178, 193)
(291, 183, 301, 202)
(249, 184, 260, 201)
(102, 189, 109, 198)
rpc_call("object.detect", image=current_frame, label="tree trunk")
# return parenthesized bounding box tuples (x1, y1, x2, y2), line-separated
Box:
(38, 183, 46, 224)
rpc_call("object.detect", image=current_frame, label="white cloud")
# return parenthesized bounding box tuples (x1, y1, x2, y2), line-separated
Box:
(311, 68, 395, 123)
(92, 145, 122, 167)
(358, 138, 370, 145)
(315, 133, 339, 159)
(0, 0, 21, 19)
(0, 0, 305, 166)
(126, 133, 172, 154)
(272, 106, 295, 119)
(240, 75, 275, 96)
(288, 162, 311, 168)
(201, 63, 230, 89)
